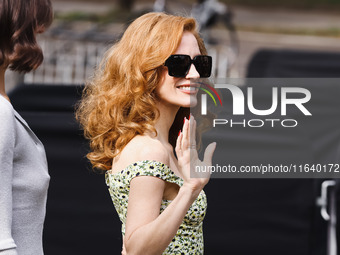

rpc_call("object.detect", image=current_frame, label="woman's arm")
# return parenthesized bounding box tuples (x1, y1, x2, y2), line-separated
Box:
(124, 174, 198, 255)
(0, 101, 18, 255)
(124, 116, 216, 255)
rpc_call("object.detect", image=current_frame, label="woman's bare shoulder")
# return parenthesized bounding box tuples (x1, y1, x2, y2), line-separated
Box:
(111, 135, 170, 172)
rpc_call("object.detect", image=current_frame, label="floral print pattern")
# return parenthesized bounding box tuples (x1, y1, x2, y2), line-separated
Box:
(105, 160, 207, 254)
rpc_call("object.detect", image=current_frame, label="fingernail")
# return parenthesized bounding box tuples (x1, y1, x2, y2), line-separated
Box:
(188, 115, 191, 120)
(178, 130, 181, 136)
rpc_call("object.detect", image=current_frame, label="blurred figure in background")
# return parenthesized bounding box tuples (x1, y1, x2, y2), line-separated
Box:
(0, 0, 53, 254)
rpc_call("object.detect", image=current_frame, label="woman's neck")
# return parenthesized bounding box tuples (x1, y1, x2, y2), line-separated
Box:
(154, 102, 180, 144)
(0, 67, 9, 100)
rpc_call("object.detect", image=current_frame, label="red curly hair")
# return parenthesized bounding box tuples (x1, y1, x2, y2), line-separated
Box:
(76, 12, 207, 171)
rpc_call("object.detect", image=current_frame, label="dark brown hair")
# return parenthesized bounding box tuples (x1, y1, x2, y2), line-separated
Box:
(0, 0, 53, 72)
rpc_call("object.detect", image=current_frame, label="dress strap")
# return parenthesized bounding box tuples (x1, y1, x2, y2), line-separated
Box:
(106, 160, 183, 186)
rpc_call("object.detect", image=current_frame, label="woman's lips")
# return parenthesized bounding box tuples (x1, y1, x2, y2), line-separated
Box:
(176, 84, 199, 94)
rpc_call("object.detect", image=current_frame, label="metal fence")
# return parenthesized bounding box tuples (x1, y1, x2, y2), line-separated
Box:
(24, 24, 231, 85)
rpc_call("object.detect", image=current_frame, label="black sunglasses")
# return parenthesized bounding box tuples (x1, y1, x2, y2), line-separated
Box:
(164, 54, 212, 78)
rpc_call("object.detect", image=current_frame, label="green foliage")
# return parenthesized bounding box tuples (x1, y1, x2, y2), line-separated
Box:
(54, 7, 131, 24)
(237, 25, 340, 37)
(220, 0, 340, 9)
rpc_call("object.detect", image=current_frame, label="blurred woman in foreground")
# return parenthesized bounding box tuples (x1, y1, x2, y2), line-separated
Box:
(0, 0, 53, 254)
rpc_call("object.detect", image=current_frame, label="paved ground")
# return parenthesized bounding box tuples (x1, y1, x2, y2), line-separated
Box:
(233, 7, 340, 30)
(51, 0, 340, 31)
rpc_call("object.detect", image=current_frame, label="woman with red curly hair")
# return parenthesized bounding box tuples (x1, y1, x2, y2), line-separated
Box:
(0, 0, 53, 254)
(77, 12, 216, 254)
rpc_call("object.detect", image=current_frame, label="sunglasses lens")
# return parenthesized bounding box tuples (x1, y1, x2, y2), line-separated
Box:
(165, 55, 191, 77)
(164, 55, 212, 78)
(193, 56, 212, 78)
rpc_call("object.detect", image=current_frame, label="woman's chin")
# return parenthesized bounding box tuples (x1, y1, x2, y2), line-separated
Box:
(182, 97, 197, 108)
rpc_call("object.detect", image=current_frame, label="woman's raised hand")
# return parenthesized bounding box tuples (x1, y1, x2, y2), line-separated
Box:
(175, 114, 216, 196)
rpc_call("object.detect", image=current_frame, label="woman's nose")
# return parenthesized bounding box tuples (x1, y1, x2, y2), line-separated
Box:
(185, 63, 200, 79)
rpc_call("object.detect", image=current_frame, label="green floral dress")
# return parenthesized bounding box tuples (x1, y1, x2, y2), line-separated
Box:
(105, 160, 207, 254)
